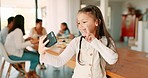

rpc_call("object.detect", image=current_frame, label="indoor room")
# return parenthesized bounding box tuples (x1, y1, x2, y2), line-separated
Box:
(0, 0, 148, 78)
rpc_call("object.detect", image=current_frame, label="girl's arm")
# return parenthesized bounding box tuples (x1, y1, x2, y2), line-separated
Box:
(90, 38, 118, 65)
(39, 36, 76, 67)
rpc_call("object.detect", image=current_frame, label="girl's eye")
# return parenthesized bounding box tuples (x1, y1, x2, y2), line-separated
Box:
(83, 21, 87, 23)
(77, 22, 80, 25)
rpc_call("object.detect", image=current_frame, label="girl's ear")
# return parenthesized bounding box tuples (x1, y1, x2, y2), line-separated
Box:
(95, 19, 101, 26)
(95, 19, 98, 26)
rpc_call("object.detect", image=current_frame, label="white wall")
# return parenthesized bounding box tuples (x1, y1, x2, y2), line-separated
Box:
(110, 2, 123, 41)
(68, 0, 80, 35)
(45, 0, 80, 35)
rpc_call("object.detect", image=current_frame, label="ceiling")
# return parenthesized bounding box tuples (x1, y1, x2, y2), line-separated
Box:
(1, 0, 127, 8)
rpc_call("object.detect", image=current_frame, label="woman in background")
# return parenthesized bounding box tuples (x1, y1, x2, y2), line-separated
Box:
(5, 15, 40, 78)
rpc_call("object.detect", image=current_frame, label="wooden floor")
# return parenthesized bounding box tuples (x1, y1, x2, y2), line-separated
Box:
(1, 42, 148, 78)
(0, 61, 74, 78)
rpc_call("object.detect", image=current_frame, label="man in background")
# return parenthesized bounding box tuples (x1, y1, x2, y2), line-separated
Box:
(0, 16, 14, 44)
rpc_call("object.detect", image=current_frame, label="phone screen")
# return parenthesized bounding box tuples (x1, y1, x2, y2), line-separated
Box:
(44, 31, 57, 47)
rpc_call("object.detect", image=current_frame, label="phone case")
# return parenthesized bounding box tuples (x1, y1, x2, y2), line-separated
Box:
(44, 31, 57, 47)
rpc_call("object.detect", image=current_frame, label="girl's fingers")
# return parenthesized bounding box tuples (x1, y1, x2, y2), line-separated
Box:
(44, 47, 50, 51)
(43, 40, 49, 46)
(85, 26, 90, 33)
(40, 35, 47, 42)
(85, 33, 95, 42)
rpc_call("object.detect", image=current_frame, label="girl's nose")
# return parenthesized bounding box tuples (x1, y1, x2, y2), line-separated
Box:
(79, 24, 84, 28)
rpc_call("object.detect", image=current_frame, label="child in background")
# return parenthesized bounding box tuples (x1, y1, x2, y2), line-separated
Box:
(57, 22, 70, 37)
(39, 5, 118, 78)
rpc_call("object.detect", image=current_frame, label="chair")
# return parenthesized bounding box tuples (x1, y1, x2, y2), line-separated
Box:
(0, 42, 27, 78)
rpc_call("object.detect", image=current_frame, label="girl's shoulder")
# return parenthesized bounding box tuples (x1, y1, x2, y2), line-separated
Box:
(65, 36, 81, 52)
(69, 36, 82, 46)
(71, 36, 81, 42)
(100, 36, 107, 41)
(100, 36, 115, 46)
(100, 36, 113, 41)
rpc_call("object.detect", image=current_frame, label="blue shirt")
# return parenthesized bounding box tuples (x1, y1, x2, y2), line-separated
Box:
(57, 29, 70, 37)
(0, 27, 9, 44)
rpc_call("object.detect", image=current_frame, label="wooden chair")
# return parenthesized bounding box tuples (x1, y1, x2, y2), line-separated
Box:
(0, 43, 27, 78)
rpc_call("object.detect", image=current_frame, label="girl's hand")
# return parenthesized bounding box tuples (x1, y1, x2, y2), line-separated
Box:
(85, 26, 95, 42)
(38, 35, 50, 55)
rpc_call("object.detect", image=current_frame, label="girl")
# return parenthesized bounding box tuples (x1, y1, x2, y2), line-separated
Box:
(57, 22, 74, 39)
(57, 22, 70, 36)
(5, 15, 40, 78)
(39, 5, 118, 78)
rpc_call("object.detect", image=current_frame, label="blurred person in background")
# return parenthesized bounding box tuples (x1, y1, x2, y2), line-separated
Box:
(5, 15, 40, 78)
(0, 16, 14, 44)
(57, 22, 74, 39)
(29, 19, 47, 69)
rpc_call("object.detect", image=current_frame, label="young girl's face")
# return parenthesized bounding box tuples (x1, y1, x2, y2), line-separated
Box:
(77, 12, 98, 36)
(61, 24, 66, 30)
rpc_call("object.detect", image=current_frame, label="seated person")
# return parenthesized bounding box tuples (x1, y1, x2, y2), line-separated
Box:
(29, 19, 47, 39)
(0, 16, 14, 44)
(5, 15, 40, 78)
(29, 19, 47, 69)
(57, 22, 74, 39)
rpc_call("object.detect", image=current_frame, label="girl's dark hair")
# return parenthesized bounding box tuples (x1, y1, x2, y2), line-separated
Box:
(9, 15, 25, 35)
(61, 22, 70, 33)
(77, 5, 117, 65)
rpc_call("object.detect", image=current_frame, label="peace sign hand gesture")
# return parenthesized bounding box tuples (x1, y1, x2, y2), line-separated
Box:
(85, 26, 95, 43)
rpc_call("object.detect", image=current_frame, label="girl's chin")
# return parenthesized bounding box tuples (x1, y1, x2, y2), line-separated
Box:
(80, 32, 86, 36)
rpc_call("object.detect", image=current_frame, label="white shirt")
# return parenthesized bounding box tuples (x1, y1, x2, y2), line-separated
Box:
(0, 27, 9, 44)
(29, 27, 47, 38)
(40, 36, 118, 78)
(5, 28, 33, 57)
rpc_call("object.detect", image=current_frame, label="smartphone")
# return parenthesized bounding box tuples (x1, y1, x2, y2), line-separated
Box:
(44, 31, 57, 47)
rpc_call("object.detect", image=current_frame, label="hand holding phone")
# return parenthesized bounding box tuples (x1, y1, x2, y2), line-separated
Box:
(44, 31, 57, 47)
